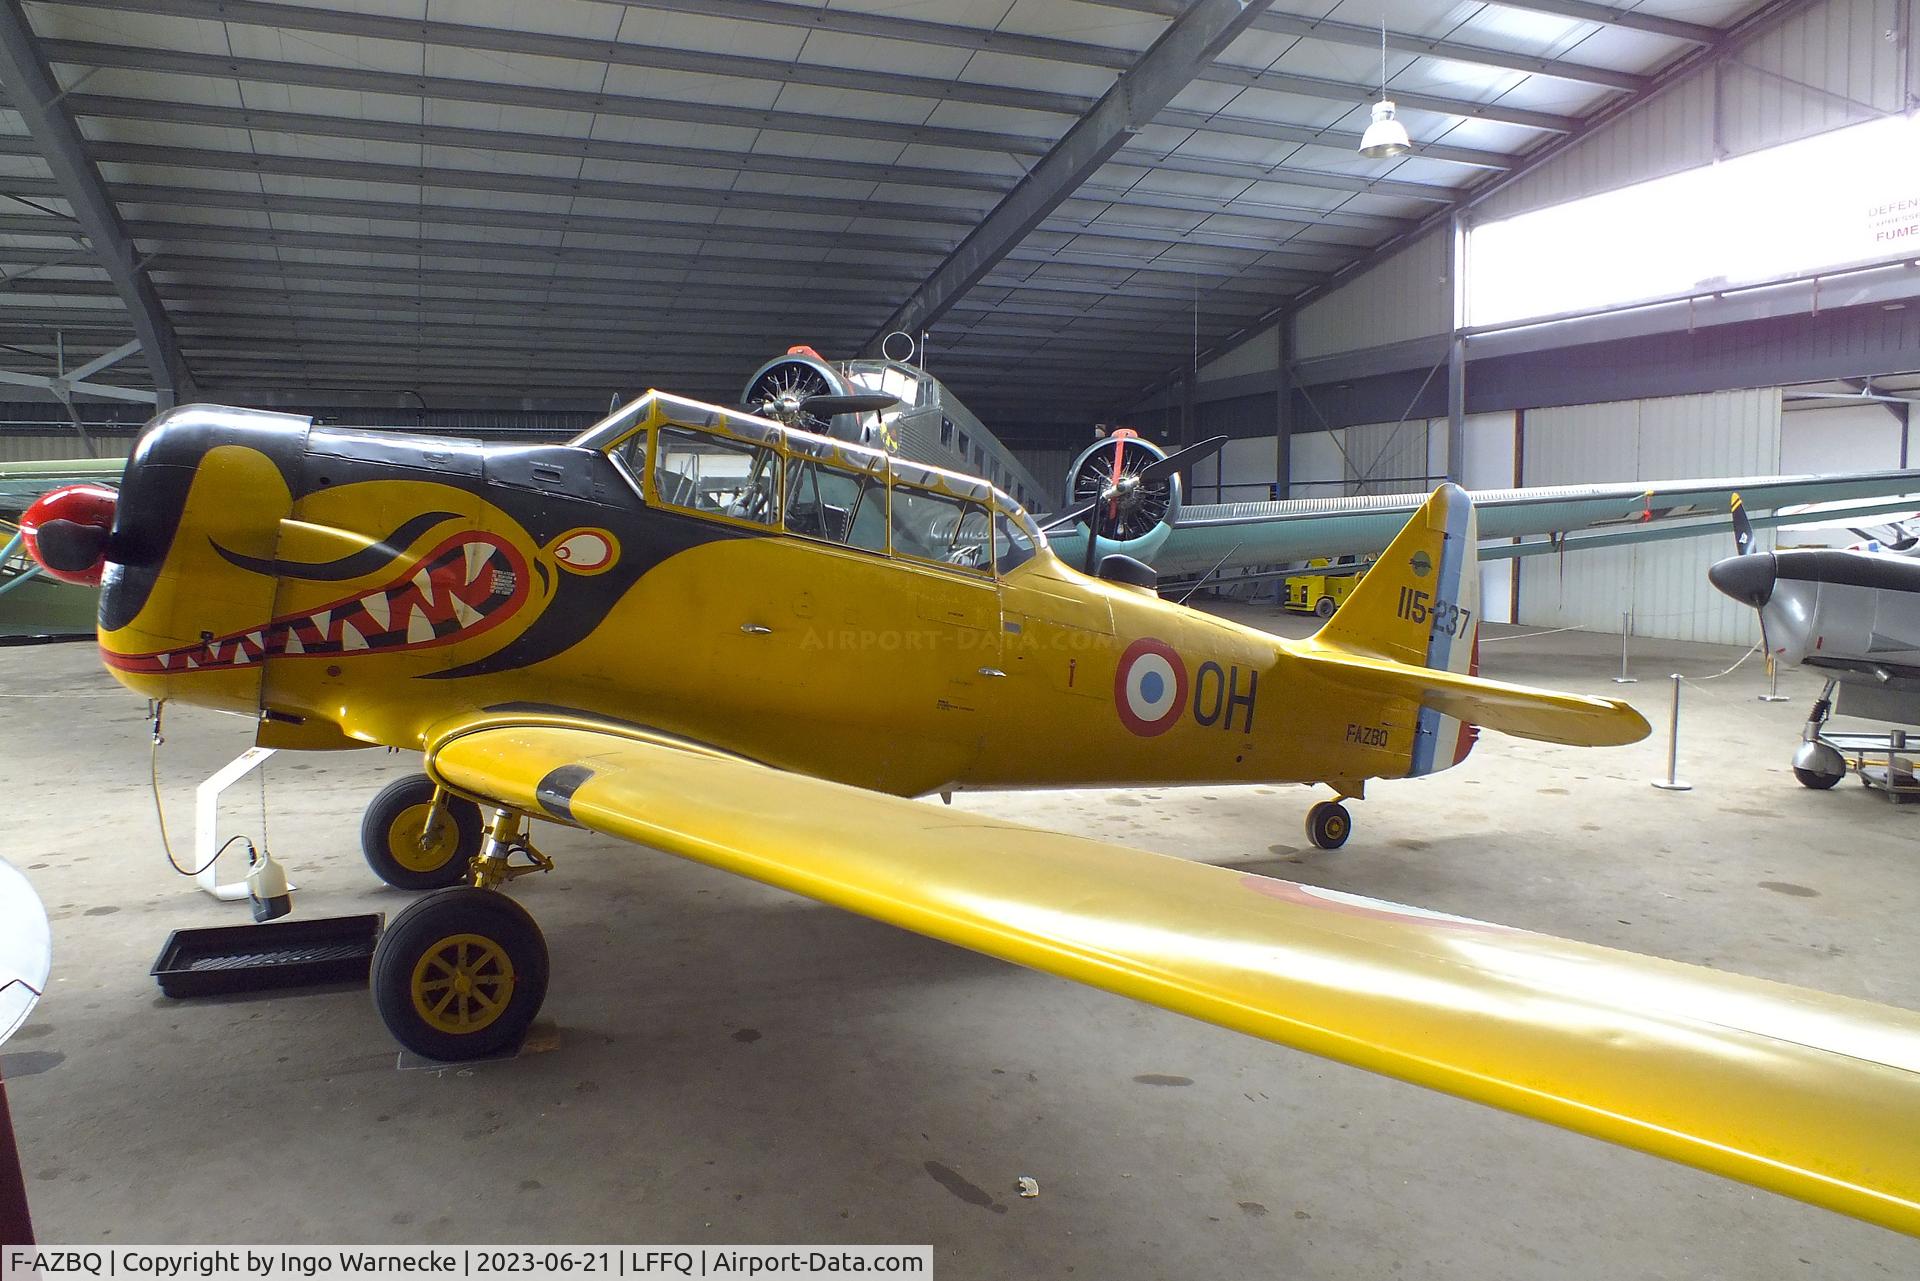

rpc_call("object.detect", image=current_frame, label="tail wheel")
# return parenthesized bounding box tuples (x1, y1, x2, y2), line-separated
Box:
(361, 774, 483, 891)
(1314, 595, 1337, 619)
(1305, 800, 1351, 850)
(371, 887, 549, 1061)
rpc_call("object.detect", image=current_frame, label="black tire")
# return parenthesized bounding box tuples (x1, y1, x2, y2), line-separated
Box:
(1314, 595, 1336, 619)
(361, 774, 483, 891)
(1793, 765, 1843, 790)
(371, 887, 549, 1061)
(1306, 800, 1351, 850)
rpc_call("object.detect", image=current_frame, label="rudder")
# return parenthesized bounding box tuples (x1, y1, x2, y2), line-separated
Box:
(1312, 483, 1480, 774)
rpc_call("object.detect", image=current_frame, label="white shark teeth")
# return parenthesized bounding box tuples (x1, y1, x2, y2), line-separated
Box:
(413, 567, 435, 603)
(464, 542, 492, 584)
(339, 621, 369, 651)
(284, 630, 305, 655)
(361, 592, 391, 631)
(312, 609, 332, 635)
(407, 604, 435, 644)
(450, 596, 481, 628)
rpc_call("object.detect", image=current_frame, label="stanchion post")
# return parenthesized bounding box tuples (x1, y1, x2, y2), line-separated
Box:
(1758, 660, 1788, 702)
(1652, 672, 1692, 791)
(1612, 610, 1637, 684)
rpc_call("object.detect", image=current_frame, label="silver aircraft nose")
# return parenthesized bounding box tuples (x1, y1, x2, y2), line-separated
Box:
(1708, 553, 1777, 608)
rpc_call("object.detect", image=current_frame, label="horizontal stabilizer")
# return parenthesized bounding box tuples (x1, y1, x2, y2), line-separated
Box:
(1299, 645, 1650, 747)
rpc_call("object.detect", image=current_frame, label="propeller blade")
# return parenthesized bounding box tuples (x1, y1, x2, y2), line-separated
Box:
(1728, 493, 1776, 671)
(1138, 435, 1229, 483)
(800, 392, 900, 415)
(1037, 500, 1096, 534)
(1731, 492, 1755, 557)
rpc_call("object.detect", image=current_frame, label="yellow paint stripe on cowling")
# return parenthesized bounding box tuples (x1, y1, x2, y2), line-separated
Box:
(431, 722, 1920, 1235)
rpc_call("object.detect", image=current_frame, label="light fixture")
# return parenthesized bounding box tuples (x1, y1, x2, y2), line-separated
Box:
(1359, 18, 1411, 159)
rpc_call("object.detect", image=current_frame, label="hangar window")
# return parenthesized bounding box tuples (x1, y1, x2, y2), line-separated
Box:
(956, 429, 970, 459)
(940, 417, 954, 449)
(652, 425, 780, 526)
(786, 458, 888, 553)
(891, 485, 991, 576)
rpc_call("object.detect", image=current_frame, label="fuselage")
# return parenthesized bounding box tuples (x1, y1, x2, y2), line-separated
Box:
(91, 397, 1434, 797)
(1710, 547, 1920, 672)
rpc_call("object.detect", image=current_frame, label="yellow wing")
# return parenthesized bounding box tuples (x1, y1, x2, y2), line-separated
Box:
(428, 716, 1920, 1235)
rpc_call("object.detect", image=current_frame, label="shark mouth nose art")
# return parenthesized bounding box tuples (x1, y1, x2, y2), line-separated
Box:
(105, 532, 528, 674)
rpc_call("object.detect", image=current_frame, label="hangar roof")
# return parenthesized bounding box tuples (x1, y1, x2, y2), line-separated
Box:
(0, 0, 1776, 433)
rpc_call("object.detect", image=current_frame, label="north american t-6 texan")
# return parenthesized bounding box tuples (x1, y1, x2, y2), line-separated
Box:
(15, 382, 1920, 1238)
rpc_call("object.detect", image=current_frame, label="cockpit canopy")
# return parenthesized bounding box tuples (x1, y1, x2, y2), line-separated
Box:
(573, 391, 1047, 577)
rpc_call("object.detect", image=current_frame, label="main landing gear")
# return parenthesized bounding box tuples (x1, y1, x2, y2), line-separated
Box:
(363, 790, 558, 1060)
(1305, 799, 1352, 850)
(1793, 680, 1846, 791)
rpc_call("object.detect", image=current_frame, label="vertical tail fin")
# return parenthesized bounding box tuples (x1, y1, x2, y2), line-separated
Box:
(1311, 483, 1481, 774)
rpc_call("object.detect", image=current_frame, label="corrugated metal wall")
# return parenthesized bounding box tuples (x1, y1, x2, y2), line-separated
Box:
(1516, 388, 1782, 645)
(1291, 429, 1349, 496)
(1343, 417, 1446, 494)
(1193, 435, 1286, 503)
(1780, 403, 1906, 472)
(1478, 0, 1912, 222)
(1198, 323, 1279, 383)
(1294, 229, 1450, 361)
(0, 433, 133, 462)
(1191, 0, 1917, 381)
(1715, 0, 1911, 157)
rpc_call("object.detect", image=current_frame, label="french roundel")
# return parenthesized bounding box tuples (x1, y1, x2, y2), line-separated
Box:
(1114, 638, 1188, 737)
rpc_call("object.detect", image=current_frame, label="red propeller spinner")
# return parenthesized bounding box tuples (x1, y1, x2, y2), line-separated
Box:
(19, 482, 117, 586)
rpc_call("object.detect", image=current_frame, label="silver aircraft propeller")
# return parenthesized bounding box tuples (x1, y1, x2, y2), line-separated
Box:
(1714, 492, 1778, 674)
(1041, 435, 1228, 574)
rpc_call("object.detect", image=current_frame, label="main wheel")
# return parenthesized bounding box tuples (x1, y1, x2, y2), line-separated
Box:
(361, 775, 483, 891)
(1305, 800, 1351, 850)
(1791, 740, 1845, 790)
(1314, 595, 1337, 619)
(371, 887, 549, 1061)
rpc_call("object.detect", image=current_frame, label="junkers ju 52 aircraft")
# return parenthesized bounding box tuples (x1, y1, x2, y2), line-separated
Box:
(19, 393, 1920, 1235)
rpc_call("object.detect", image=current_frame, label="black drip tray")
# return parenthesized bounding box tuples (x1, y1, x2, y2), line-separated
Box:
(153, 914, 384, 998)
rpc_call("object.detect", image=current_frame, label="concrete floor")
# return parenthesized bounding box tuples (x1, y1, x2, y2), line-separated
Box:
(3, 608, 1918, 1278)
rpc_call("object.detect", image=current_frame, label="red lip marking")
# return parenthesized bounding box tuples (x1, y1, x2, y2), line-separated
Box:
(105, 532, 528, 674)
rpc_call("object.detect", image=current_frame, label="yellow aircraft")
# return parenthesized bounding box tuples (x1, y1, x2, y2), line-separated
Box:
(21, 394, 1920, 1236)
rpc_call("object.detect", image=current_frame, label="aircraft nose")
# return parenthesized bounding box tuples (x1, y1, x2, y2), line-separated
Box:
(1708, 553, 1776, 608)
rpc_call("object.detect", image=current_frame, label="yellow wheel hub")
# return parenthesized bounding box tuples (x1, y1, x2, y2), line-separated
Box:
(389, 801, 458, 874)
(410, 932, 515, 1035)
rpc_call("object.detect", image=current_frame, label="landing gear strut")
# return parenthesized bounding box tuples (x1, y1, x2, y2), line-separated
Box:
(1793, 680, 1845, 790)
